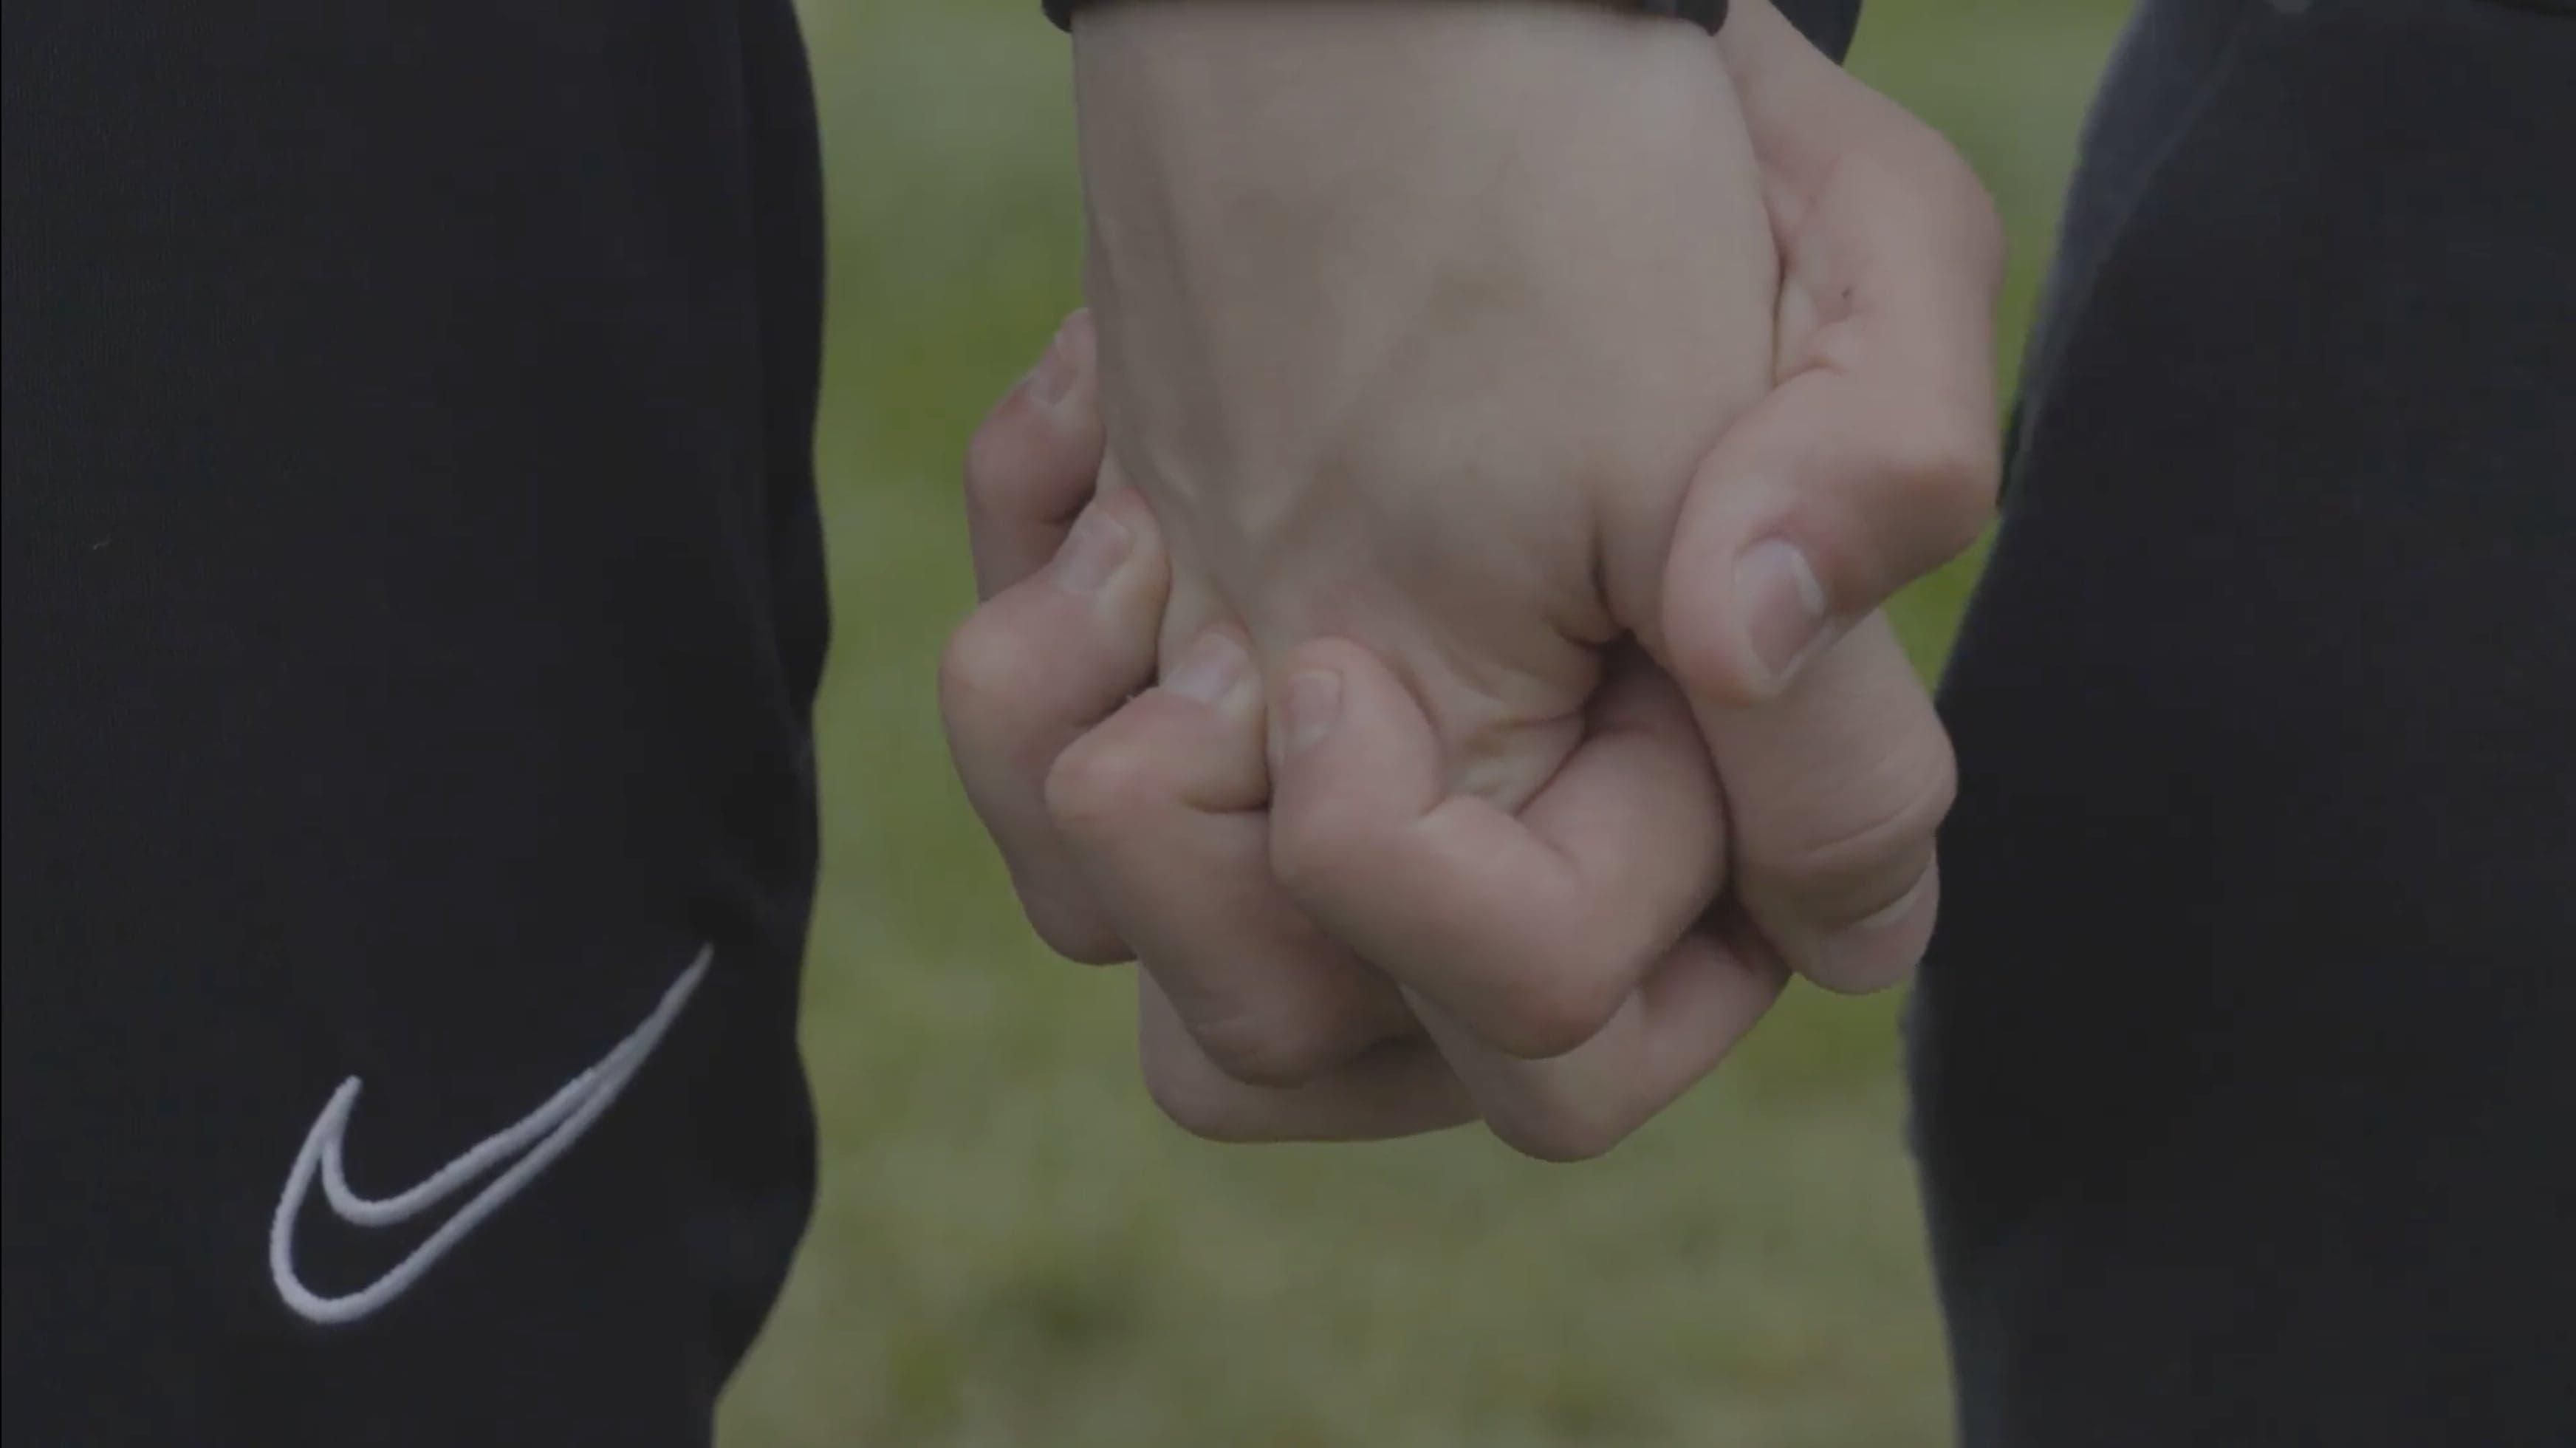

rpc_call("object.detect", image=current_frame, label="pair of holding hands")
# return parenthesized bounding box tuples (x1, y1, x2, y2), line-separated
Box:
(942, 0, 2002, 1158)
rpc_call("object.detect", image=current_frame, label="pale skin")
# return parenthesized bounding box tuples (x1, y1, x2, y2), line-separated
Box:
(940, 0, 2004, 1158)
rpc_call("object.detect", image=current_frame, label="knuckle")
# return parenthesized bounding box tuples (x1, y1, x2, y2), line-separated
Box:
(1482, 1090, 1635, 1164)
(1892, 406, 2002, 530)
(1744, 734, 1958, 911)
(1805, 902, 1930, 997)
(1939, 153, 2009, 282)
(1481, 967, 1626, 1062)
(1188, 1003, 1351, 1089)
(1042, 731, 1165, 841)
(1023, 895, 1128, 966)
(1964, 186, 2008, 283)
(1140, 1052, 1261, 1144)
(1896, 126, 2005, 265)
(961, 403, 1035, 520)
(1267, 805, 1371, 906)
(936, 609, 1030, 728)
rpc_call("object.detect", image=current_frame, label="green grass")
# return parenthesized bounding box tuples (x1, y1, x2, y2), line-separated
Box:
(719, 3, 2131, 1443)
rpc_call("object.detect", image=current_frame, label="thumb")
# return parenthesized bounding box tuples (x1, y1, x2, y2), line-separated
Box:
(1656, 367, 1998, 706)
(1656, 6, 2006, 706)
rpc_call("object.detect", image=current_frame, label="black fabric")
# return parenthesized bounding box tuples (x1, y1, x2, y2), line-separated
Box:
(2, 1, 828, 1444)
(1041, 0, 1865, 61)
(1637, 0, 1733, 36)
(1915, 0, 2576, 1443)
(1778, 0, 1861, 60)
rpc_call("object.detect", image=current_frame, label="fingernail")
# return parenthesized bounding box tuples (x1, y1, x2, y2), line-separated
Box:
(1164, 631, 1249, 705)
(1815, 869, 1936, 994)
(1852, 869, 1933, 935)
(1280, 669, 1342, 755)
(1052, 503, 1131, 594)
(1028, 310, 1092, 409)
(1735, 539, 1828, 691)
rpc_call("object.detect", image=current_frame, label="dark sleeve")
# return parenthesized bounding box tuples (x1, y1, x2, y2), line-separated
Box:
(1042, 1, 1862, 64)
(1778, 0, 1861, 61)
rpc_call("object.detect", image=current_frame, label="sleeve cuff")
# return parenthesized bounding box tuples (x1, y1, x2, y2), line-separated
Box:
(1042, 1, 1858, 66)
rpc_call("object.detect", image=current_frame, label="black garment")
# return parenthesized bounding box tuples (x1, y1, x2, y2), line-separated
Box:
(2, 2, 828, 1444)
(1041, 0, 1863, 60)
(1915, 0, 2576, 1443)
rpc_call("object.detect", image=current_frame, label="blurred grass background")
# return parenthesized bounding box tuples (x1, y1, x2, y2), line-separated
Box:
(720, 2, 2132, 1443)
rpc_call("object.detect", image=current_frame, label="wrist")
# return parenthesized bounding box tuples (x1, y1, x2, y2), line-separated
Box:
(1071, 0, 1776, 629)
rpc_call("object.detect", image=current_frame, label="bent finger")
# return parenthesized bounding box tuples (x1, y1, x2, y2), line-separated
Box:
(1049, 629, 1417, 1085)
(1411, 922, 1789, 1162)
(940, 486, 1168, 961)
(1137, 975, 1474, 1144)
(1267, 643, 1725, 1061)
(964, 308, 1106, 599)
(1697, 613, 1953, 994)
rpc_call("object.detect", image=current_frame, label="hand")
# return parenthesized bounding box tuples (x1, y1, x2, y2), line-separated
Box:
(1073, 0, 2002, 1003)
(941, 310, 1943, 1160)
(941, 1, 2005, 1156)
(1067, 3, 1811, 1131)
(944, 313, 1781, 1156)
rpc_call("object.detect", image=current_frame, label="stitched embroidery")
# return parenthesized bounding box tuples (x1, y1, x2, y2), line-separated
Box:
(268, 946, 710, 1325)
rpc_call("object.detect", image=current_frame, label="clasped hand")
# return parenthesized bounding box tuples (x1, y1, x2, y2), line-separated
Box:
(942, 0, 2002, 1158)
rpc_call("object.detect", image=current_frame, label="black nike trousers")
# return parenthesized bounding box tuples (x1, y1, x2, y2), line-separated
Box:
(5, 0, 2571, 1444)
(4, 1, 829, 1443)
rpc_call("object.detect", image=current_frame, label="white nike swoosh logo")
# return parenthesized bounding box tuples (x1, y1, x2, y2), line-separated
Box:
(268, 946, 710, 1325)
